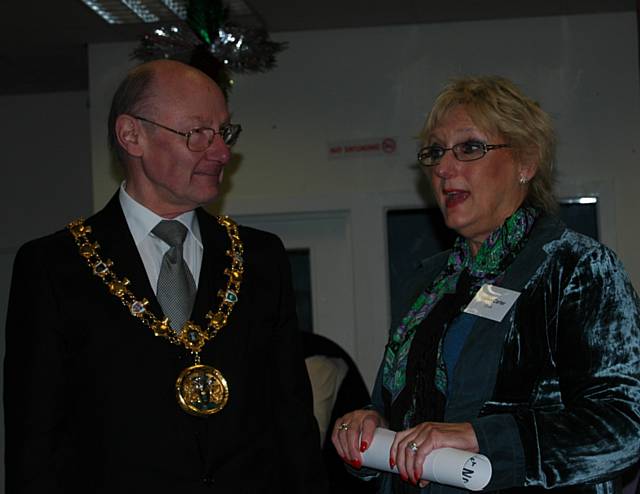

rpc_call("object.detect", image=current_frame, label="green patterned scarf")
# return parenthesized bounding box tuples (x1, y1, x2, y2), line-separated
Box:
(382, 206, 538, 403)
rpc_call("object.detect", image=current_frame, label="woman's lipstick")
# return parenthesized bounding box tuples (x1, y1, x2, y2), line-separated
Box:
(443, 189, 469, 208)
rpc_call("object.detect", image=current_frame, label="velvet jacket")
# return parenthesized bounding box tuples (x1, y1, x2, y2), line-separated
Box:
(370, 214, 640, 494)
(4, 194, 328, 493)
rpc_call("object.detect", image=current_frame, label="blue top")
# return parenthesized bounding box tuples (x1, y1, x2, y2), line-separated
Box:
(442, 313, 477, 397)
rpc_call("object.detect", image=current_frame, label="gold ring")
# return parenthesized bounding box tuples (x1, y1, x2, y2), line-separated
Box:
(407, 441, 419, 453)
(338, 423, 350, 431)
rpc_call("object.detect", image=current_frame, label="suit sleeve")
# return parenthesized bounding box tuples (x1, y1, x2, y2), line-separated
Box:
(4, 240, 69, 493)
(270, 236, 329, 492)
(472, 244, 640, 489)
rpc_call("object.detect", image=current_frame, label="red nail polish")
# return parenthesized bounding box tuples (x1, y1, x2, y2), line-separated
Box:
(389, 457, 396, 469)
(401, 473, 408, 482)
(351, 458, 362, 469)
(360, 441, 368, 452)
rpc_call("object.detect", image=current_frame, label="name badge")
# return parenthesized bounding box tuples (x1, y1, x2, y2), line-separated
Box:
(463, 284, 520, 322)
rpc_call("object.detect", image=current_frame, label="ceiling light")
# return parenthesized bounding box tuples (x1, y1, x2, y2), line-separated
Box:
(80, 0, 186, 24)
(81, 0, 253, 25)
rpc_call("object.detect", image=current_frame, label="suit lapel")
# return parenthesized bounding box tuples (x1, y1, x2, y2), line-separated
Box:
(87, 193, 163, 317)
(445, 215, 565, 421)
(191, 209, 229, 326)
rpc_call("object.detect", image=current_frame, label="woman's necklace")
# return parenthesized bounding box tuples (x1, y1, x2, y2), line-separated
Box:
(68, 215, 243, 417)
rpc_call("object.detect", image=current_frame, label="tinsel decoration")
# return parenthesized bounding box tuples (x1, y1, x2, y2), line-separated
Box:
(132, 0, 286, 97)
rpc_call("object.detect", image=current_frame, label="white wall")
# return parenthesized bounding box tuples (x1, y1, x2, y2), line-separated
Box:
(89, 12, 640, 387)
(1, 90, 92, 492)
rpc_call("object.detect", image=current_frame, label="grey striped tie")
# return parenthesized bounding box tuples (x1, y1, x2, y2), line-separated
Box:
(152, 220, 196, 332)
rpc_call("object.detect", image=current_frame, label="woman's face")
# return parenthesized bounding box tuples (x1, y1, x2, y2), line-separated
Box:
(425, 105, 532, 254)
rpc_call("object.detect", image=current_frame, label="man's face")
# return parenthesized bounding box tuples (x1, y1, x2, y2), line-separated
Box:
(127, 65, 232, 218)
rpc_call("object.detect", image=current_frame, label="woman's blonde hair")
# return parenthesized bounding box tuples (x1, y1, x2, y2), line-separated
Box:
(421, 76, 557, 213)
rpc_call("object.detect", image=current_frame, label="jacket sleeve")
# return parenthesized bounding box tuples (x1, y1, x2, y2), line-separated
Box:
(473, 242, 640, 489)
(4, 240, 69, 493)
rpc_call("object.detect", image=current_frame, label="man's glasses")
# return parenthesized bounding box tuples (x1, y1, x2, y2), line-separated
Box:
(418, 140, 510, 167)
(133, 115, 242, 152)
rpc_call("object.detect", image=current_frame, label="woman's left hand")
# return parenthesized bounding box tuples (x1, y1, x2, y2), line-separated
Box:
(391, 421, 479, 488)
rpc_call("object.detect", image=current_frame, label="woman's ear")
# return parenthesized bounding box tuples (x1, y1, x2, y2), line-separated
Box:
(115, 114, 144, 158)
(518, 153, 539, 184)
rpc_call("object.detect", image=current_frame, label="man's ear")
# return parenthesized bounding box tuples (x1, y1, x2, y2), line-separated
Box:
(115, 114, 144, 158)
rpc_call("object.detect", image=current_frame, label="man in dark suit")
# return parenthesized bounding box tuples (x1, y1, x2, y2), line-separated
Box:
(5, 60, 327, 493)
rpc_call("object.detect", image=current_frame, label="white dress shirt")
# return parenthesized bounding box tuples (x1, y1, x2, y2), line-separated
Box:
(119, 183, 203, 293)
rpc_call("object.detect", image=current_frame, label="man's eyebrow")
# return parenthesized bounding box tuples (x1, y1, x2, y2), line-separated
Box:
(185, 115, 232, 127)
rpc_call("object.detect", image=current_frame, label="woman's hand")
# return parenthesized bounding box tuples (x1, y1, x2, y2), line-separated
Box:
(331, 409, 388, 469)
(392, 421, 479, 487)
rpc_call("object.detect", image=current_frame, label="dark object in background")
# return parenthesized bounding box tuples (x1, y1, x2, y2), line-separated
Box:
(301, 332, 376, 494)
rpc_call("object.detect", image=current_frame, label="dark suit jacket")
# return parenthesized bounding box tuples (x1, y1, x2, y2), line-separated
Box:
(4, 194, 327, 493)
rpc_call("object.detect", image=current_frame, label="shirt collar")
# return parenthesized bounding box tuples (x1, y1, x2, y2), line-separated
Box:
(118, 182, 202, 248)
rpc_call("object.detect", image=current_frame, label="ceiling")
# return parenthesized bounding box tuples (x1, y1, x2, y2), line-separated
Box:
(0, 0, 634, 94)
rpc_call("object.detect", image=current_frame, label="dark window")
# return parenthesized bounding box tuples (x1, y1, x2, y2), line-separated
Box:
(287, 249, 313, 332)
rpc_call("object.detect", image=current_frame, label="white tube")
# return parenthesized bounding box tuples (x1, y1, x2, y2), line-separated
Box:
(360, 428, 492, 491)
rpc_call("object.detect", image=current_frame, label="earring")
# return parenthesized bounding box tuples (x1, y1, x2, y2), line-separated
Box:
(519, 175, 529, 185)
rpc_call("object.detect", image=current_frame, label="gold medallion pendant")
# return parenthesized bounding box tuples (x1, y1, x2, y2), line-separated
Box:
(68, 216, 243, 416)
(176, 364, 229, 416)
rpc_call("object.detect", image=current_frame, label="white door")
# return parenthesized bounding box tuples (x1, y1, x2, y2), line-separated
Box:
(235, 211, 358, 359)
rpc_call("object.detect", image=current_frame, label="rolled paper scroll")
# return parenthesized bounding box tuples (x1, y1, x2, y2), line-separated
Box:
(360, 428, 492, 491)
